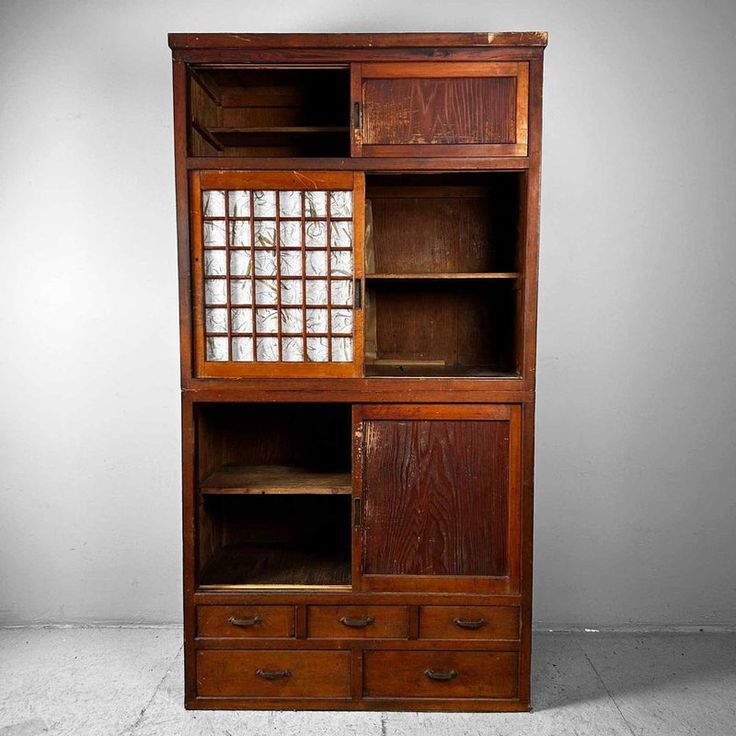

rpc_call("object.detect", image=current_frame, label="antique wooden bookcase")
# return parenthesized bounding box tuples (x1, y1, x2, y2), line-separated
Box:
(169, 31, 547, 712)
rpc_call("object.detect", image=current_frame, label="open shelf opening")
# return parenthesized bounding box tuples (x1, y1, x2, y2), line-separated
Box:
(365, 172, 522, 276)
(365, 280, 519, 377)
(364, 172, 524, 377)
(188, 67, 350, 157)
(199, 495, 351, 587)
(196, 403, 352, 588)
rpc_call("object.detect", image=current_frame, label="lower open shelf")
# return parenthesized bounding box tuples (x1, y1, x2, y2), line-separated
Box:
(199, 542, 351, 588)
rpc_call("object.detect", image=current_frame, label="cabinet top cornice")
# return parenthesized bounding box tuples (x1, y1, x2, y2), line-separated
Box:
(167, 32, 548, 51)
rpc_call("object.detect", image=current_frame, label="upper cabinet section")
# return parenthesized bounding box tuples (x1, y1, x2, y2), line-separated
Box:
(175, 33, 545, 162)
(354, 62, 529, 157)
(188, 67, 351, 158)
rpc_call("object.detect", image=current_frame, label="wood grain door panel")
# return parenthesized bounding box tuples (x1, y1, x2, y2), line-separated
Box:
(355, 62, 528, 157)
(353, 404, 522, 593)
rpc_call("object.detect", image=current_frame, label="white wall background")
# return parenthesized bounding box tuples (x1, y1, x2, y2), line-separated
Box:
(1, 0, 735, 627)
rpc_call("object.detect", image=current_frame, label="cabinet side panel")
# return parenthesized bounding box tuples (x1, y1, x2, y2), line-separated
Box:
(362, 419, 509, 576)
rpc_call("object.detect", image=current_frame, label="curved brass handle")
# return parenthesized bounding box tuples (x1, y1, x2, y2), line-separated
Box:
(452, 617, 488, 630)
(256, 668, 291, 680)
(424, 669, 458, 681)
(228, 615, 262, 627)
(339, 616, 374, 628)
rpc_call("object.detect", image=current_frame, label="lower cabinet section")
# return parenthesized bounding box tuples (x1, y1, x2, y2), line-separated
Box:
(363, 651, 519, 700)
(196, 650, 351, 698)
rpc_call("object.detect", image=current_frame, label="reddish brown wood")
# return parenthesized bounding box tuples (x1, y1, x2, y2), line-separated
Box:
(196, 650, 352, 697)
(197, 605, 295, 638)
(418, 606, 520, 641)
(362, 650, 519, 699)
(173, 30, 545, 713)
(360, 62, 528, 157)
(168, 32, 549, 50)
(307, 605, 409, 639)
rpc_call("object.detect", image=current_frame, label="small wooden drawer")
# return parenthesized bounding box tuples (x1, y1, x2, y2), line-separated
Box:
(307, 605, 408, 639)
(419, 606, 520, 640)
(363, 650, 518, 699)
(197, 605, 294, 638)
(197, 650, 351, 698)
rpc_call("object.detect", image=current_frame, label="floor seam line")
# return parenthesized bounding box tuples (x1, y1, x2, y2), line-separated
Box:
(119, 642, 183, 736)
(573, 633, 638, 736)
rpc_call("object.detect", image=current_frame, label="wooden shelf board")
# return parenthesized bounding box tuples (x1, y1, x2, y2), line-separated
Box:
(209, 126, 350, 134)
(365, 364, 520, 378)
(365, 272, 520, 280)
(199, 543, 351, 587)
(201, 464, 352, 495)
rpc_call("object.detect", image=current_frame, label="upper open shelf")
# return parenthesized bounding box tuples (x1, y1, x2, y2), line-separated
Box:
(189, 67, 351, 158)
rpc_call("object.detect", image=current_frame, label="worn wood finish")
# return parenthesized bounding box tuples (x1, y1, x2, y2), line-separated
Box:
(418, 606, 520, 641)
(197, 650, 351, 698)
(197, 605, 295, 638)
(173, 31, 545, 713)
(365, 280, 517, 376)
(366, 173, 521, 274)
(363, 650, 519, 699)
(169, 32, 549, 50)
(307, 605, 409, 639)
(354, 404, 522, 596)
(359, 62, 528, 157)
(200, 464, 352, 495)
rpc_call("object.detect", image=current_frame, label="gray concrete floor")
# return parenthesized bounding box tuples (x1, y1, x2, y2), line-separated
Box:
(0, 629, 734, 735)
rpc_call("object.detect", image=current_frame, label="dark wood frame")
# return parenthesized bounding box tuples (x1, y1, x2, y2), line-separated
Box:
(171, 31, 546, 713)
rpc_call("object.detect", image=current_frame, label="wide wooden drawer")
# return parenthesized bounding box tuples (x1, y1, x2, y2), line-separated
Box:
(197, 650, 351, 698)
(308, 605, 408, 638)
(363, 650, 518, 699)
(197, 605, 294, 638)
(419, 606, 520, 640)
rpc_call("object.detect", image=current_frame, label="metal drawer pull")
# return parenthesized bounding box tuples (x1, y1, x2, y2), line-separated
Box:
(453, 617, 488, 630)
(339, 616, 374, 628)
(228, 615, 262, 627)
(256, 668, 291, 680)
(424, 669, 458, 681)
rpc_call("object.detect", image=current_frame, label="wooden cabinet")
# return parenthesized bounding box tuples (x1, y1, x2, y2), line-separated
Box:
(170, 31, 546, 712)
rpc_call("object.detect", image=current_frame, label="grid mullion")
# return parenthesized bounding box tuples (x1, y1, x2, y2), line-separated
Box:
(275, 191, 283, 361)
(326, 191, 333, 362)
(249, 190, 257, 362)
(300, 191, 307, 362)
(224, 191, 232, 361)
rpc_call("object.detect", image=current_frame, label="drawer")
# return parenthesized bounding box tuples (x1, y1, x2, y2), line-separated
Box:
(308, 605, 408, 639)
(363, 650, 518, 699)
(197, 650, 351, 698)
(197, 605, 294, 638)
(419, 606, 520, 640)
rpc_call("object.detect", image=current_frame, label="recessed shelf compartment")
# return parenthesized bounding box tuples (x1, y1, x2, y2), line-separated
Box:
(189, 67, 350, 157)
(364, 172, 524, 377)
(196, 403, 352, 588)
(199, 495, 352, 588)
